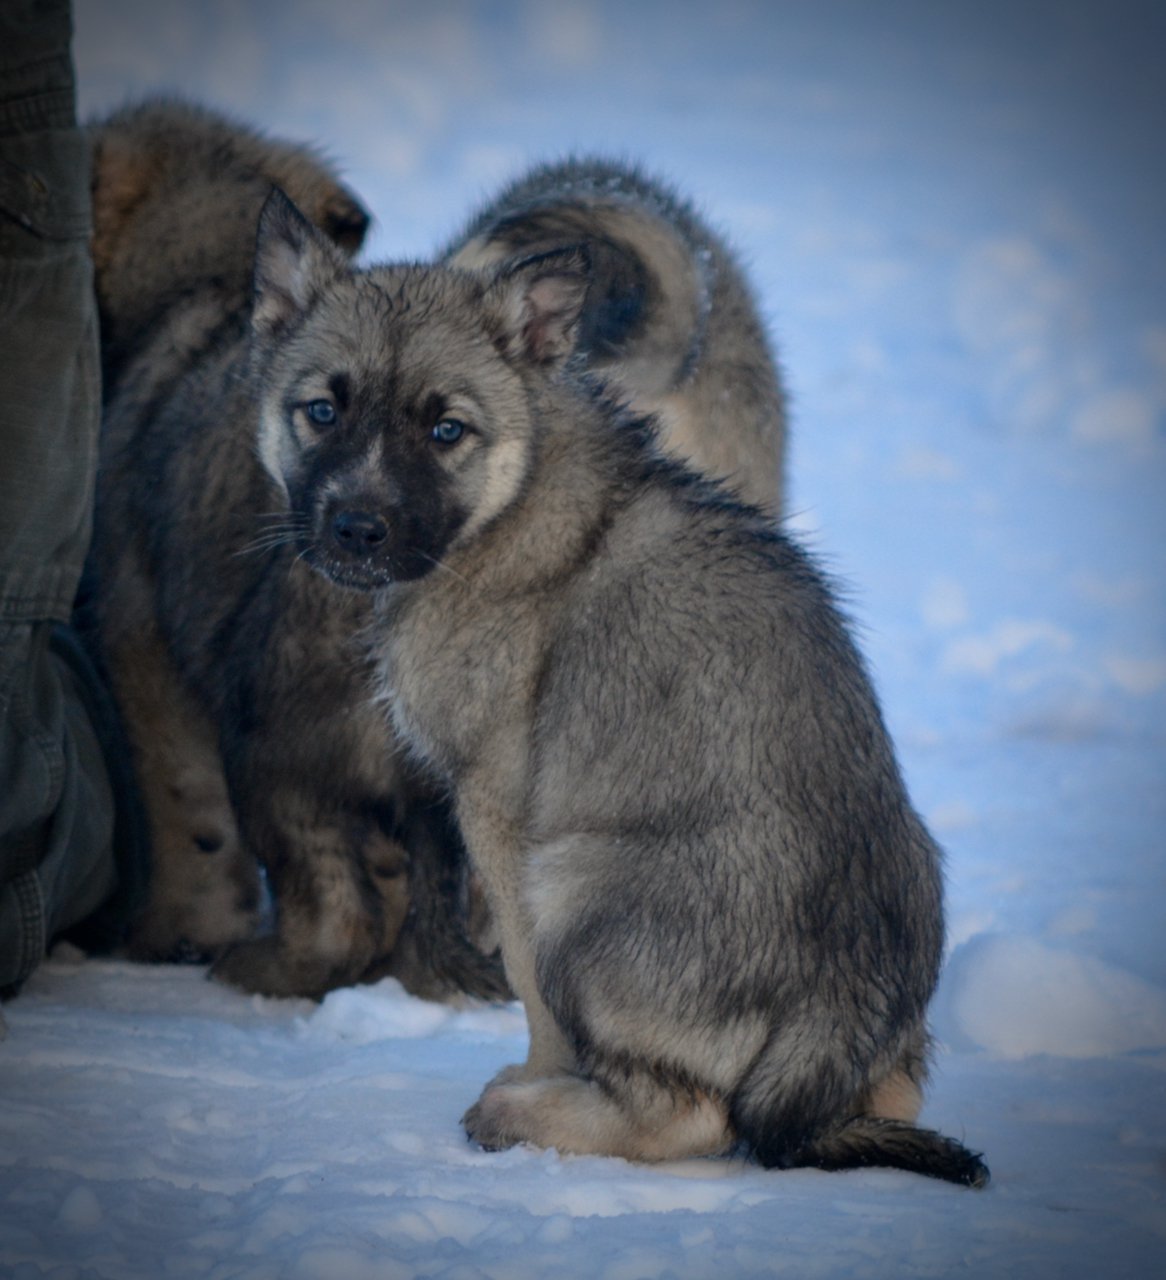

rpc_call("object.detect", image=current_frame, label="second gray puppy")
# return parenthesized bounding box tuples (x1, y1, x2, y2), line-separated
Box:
(444, 157, 785, 512)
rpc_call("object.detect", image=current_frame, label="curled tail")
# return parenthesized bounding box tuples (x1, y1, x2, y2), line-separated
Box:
(441, 155, 786, 512)
(770, 1116, 989, 1189)
(730, 1026, 988, 1189)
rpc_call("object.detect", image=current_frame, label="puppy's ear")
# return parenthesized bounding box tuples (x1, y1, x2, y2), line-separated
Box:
(252, 187, 349, 337)
(318, 184, 371, 255)
(486, 246, 591, 366)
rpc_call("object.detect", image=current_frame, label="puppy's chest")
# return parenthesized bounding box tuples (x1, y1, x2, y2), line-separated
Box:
(375, 588, 544, 781)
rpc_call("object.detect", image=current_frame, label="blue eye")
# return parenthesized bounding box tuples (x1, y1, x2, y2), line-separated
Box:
(432, 418, 466, 445)
(304, 400, 337, 427)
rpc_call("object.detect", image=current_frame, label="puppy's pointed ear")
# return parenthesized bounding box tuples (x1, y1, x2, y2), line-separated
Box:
(252, 187, 349, 337)
(318, 184, 371, 255)
(486, 246, 591, 366)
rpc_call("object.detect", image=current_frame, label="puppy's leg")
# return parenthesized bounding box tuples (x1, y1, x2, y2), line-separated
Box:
(455, 925, 573, 1148)
(465, 1072, 733, 1162)
(373, 795, 512, 1003)
(110, 629, 260, 961)
(212, 805, 408, 999)
(461, 912, 571, 1084)
(864, 1069, 924, 1124)
(461, 975, 573, 1104)
(457, 786, 576, 1079)
(858, 1028, 929, 1123)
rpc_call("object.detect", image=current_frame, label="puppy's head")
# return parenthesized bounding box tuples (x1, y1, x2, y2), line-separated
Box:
(89, 98, 369, 343)
(250, 190, 589, 592)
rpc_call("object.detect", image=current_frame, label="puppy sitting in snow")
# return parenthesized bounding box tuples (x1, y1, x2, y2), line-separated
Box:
(250, 189, 988, 1187)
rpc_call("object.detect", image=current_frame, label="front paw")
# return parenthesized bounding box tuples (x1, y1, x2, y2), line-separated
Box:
(463, 1083, 526, 1152)
(463, 1071, 572, 1152)
(210, 937, 281, 994)
(211, 936, 319, 998)
(126, 841, 260, 963)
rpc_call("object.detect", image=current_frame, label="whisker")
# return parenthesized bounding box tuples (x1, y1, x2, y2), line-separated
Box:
(230, 512, 311, 560)
(231, 531, 302, 559)
(232, 513, 304, 536)
(417, 551, 468, 585)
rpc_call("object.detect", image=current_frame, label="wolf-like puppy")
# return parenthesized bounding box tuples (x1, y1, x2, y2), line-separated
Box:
(87, 98, 371, 967)
(444, 157, 785, 512)
(251, 192, 988, 1187)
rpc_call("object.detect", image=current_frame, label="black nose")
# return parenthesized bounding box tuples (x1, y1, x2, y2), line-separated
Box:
(331, 509, 388, 555)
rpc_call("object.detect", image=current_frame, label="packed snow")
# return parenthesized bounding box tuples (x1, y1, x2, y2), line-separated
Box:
(2, 1, 1163, 1276)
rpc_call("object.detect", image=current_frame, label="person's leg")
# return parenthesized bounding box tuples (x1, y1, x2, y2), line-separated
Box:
(0, 0, 144, 997)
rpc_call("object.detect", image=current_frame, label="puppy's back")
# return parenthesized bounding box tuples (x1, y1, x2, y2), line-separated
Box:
(444, 157, 786, 511)
(527, 466, 943, 1111)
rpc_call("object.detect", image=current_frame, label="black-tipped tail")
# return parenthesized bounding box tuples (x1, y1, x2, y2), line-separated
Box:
(769, 1117, 989, 1189)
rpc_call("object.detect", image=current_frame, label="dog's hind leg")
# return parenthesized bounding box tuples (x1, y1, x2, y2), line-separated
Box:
(112, 629, 260, 962)
(211, 803, 406, 999)
(858, 1030, 929, 1124)
(463, 1070, 733, 1162)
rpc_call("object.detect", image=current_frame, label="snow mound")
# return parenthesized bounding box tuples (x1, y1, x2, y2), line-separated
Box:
(935, 933, 1166, 1058)
(297, 977, 529, 1046)
(298, 979, 453, 1043)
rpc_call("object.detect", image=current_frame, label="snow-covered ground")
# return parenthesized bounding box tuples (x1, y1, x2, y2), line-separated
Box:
(3, 1, 1164, 1275)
